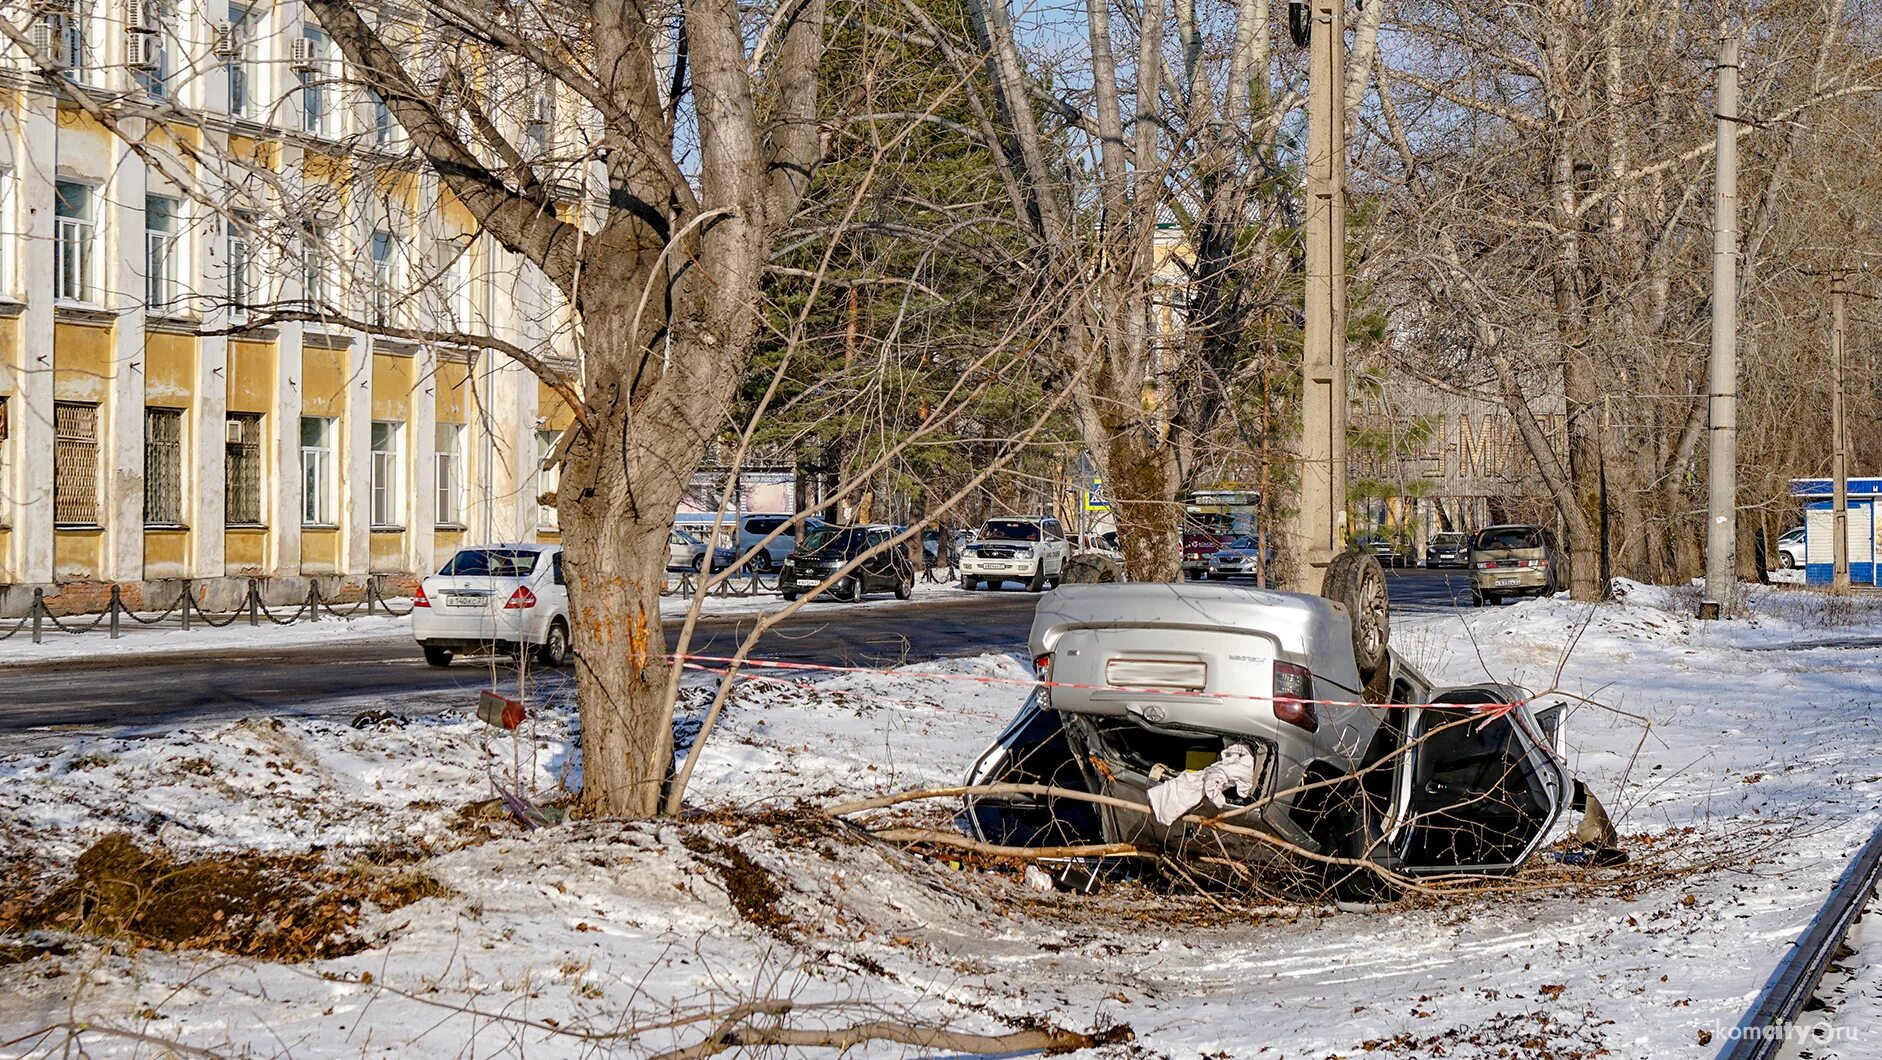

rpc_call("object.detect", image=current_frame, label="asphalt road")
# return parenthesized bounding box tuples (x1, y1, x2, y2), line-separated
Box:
(0, 568, 1475, 739)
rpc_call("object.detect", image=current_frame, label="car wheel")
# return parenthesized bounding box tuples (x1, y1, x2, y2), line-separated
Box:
(1780, 552, 1796, 569)
(536, 619, 571, 667)
(1322, 551, 1390, 687)
(834, 577, 859, 602)
(962, 576, 978, 591)
(895, 576, 913, 600)
(691, 555, 705, 573)
(1027, 567, 1046, 592)
(1470, 589, 1484, 608)
(782, 591, 799, 602)
(753, 551, 774, 573)
(423, 645, 453, 668)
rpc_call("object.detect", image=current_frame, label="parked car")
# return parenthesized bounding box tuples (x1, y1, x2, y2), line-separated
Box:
(964, 582, 1572, 898)
(1354, 535, 1408, 568)
(1468, 524, 1566, 606)
(412, 544, 571, 668)
(1777, 525, 1806, 569)
(1204, 534, 1272, 580)
(1424, 531, 1471, 569)
(960, 516, 1072, 591)
(668, 528, 739, 573)
(778, 525, 915, 602)
(1182, 531, 1232, 579)
(674, 513, 827, 571)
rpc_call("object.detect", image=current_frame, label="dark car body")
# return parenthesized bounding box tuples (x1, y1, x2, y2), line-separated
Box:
(778, 525, 915, 602)
(1355, 535, 1407, 568)
(1424, 532, 1470, 569)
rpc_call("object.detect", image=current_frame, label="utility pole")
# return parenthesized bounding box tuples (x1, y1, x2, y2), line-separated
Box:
(1289, 0, 1347, 592)
(1701, 29, 1739, 620)
(1832, 275, 1850, 593)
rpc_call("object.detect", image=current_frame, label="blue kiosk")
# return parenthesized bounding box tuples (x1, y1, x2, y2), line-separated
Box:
(1791, 478, 1881, 586)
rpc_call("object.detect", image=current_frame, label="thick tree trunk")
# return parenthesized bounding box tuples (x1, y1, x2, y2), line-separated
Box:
(1099, 427, 1182, 582)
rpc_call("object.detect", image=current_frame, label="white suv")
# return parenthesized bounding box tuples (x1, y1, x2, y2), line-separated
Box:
(960, 516, 1072, 591)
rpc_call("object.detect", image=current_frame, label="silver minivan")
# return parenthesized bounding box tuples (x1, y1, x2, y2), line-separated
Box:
(965, 583, 1573, 897)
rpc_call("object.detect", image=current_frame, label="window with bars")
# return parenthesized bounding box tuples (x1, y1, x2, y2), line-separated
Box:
(300, 416, 335, 526)
(146, 194, 180, 313)
(144, 407, 185, 525)
(535, 428, 559, 529)
(54, 402, 100, 527)
(55, 181, 96, 303)
(370, 420, 402, 527)
(225, 412, 262, 525)
(434, 421, 464, 526)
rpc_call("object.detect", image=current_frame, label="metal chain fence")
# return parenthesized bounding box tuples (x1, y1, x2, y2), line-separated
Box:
(4, 577, 417, 645)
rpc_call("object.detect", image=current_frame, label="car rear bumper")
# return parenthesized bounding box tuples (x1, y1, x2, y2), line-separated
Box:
(961, 557, 1040, 576)
(1471, 569, 1549, 592)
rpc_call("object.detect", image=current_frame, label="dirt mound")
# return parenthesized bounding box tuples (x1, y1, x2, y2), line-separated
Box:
(0, 833, 448, 962)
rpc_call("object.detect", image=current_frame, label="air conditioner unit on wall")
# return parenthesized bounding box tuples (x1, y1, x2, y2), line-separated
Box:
(123, 0, 158, 33)
(210, 20, 237, 58)
(124, 29, 158, 70)
(289, 35, 317, 72)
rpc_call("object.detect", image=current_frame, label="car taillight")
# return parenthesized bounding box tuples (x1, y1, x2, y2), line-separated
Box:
(503, 586, 537, 609)
(1272, 661, 1318, 732)
(1034, 652, 1053, 709)
(1475, 560, 1493, 570)
(414, 586, 431, 608)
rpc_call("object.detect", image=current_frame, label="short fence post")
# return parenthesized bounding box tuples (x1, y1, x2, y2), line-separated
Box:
(31, 588, 43, 644)
(248, 579, 259, 626)
(180, 579, 192, 631)
(109, 585, 121, 639)
(367, 576, 378, 617)
(307, 581, 319, 622)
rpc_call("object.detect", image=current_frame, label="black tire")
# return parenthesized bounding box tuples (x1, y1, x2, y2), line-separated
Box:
(1027, 567, 1046, 592)
(536, 619, 571, 667)
(1322, 551, 1390, 687)
(691, 554, 705, 573)
(962, 576, 979, 591)
(752, 551, 774, 573)
(1470, 589, 1485, 608)
(895, 576, 912, 600)
(782, 591, 799, 602)
(834, 577, 859, 602)
(423, 645, 453, 668)
(1780, 552, 1796, 569)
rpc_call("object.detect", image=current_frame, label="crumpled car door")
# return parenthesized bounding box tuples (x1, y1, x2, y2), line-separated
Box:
(962, 693, 1103, 848)
(1386, 685, 1568, 874)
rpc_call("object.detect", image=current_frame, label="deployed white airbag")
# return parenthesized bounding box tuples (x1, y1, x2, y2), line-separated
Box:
(1146, 743, 1257, 825)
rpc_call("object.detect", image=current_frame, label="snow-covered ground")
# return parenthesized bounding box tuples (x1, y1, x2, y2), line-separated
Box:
(0, 579, 977, 666)
(3, 582, 1881, 1058)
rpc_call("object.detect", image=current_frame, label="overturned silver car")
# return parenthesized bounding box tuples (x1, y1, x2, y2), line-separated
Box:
(965, 583, 1578, 894)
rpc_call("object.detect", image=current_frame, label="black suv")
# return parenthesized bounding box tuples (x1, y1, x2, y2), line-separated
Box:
(779, 525, 915, 602)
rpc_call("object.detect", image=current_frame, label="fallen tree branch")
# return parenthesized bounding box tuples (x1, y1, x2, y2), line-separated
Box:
(868, 828, 1141, 860)
(649, 1009, 1122, 1060)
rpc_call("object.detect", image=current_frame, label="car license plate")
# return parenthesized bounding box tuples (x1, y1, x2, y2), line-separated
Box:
(1495, 575, 1518, 586)
(446, 594, 485, 607)
(986, 563, 1011, 571)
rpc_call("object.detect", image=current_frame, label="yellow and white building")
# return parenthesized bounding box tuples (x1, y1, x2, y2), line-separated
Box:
(0, 1, 579, 614)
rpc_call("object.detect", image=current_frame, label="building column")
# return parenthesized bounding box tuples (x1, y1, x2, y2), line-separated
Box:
(9, 93, 56, 585)
(104, 127, 148, 583)
(411, 345, 437, 575)
(269, 146, 306, 577)
(189, 134, 227, 580)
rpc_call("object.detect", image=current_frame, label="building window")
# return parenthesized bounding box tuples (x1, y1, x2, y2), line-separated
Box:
(370, 420, 401, 527)
(298, 26, 332, 136)
(41, 6, 92, 79)
(53, 402, 100, 527)
(300, 416, 335, 526)
(301, 219, 332, 308)
(535, 428, 559, 529)
(370, 229, 400, 326)
(225, 5, 257, 118)
(146, 194, 180, 313)
(228, 210, 255, 313)
(144, 407, 185, 526)
(54, 181, 96, 303)
(225, 412, 263, 525)
(130, 5, 171, 98)
(434, 421, 464, 526)
(369, 89, 401, 147)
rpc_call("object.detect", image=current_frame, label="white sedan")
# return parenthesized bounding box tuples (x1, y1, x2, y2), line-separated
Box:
(412, 544, 572, 667)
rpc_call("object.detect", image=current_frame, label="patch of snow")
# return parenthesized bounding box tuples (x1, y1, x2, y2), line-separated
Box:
(4, 582, 1882, 1057)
